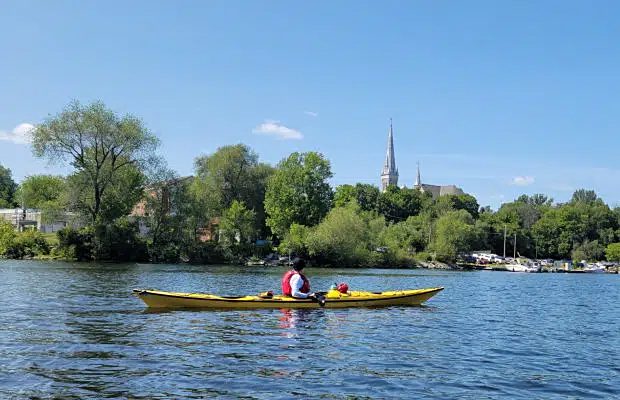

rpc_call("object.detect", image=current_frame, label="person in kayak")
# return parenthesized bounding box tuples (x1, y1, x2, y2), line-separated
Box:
(281, 259, 325, 305)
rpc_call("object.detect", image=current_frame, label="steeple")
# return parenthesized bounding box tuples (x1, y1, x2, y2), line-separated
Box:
(380, 119, 398, 192)
(415, 161, 421, 187)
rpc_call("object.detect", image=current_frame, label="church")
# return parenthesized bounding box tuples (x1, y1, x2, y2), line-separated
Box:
(380, 120, 465, 198)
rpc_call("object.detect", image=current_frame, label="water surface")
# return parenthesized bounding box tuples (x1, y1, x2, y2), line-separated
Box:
(0, 261, 618, 399)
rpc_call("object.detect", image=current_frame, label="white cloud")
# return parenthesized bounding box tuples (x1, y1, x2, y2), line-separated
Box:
(304, 111, 318, 117)
(252, 120, 303, 140)
(512, 176, 535, 186)
(0, 123, 34, 144)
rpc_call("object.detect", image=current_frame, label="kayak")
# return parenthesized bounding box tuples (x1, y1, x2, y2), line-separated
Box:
(132, 287, 444, 309)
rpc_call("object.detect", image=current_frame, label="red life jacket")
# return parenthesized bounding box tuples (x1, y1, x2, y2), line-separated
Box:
(281, 270, 310, 296)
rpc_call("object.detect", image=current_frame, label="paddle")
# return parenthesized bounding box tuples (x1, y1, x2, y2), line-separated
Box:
(308, 292, 326, 307)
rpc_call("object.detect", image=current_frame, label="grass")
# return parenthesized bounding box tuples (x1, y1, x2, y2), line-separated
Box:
(41, 232, 59, 246)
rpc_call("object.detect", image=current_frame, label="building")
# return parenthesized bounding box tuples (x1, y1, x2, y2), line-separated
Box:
(413, 162, 465, 199)
(379, 120, 465, 198)
(0, 208, 74, 233)
(380, 119, 398, 192)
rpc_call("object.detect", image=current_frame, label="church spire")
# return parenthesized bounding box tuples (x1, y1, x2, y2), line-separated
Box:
(415, 161, 421, 187)
(381, 118, 398, 192)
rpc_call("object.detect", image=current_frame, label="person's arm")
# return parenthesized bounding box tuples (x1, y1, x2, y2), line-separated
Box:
(290, 274, 311, 298)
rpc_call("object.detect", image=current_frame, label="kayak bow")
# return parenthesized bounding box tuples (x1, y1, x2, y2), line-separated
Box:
(132, 287, 444, 309)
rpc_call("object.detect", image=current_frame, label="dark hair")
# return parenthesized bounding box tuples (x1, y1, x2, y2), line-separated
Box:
(292, 258, 305, 271)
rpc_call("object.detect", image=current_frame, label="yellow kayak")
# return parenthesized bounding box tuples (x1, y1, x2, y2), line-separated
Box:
(132, 287, 444, 309)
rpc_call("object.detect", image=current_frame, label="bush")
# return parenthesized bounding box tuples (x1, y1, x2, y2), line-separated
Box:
(184, 241, 226, 264)
(0, 220, 16, 256)
(0, 228, 50, 259)
(57, 226, 94, 261)
(605, 242, 620, 262)
(93, 218, 148, 262)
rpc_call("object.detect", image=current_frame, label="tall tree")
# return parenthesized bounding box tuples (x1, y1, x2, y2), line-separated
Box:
(31, 101, 158, 223)
(192, 144, 273, 234)
(264, 152, 333, 238)
(16, 175, 65, 206)
(0, 165, 17, 208)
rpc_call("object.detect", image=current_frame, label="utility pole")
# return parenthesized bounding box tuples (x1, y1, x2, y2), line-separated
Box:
(503, 224, 507, 258)
(513, 233, 517, 259)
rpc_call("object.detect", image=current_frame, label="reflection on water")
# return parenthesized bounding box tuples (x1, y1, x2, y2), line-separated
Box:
(0, 260, 618, 399)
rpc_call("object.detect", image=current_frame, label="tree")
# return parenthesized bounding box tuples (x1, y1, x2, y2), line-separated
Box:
(435, 193, 480, 218)
(430, 210, 479, 262)
(16, 175, 67, 223)
(571, 189, 599, 205)
(0, 219, 16, 256)
(572, 240, 605, 262)
(31, 101, 158, 223)
(377, 186, 428, 223)
(219, 200, 257, 245)
(192, 144, 273, 235)
(304, 203, 385, 267)
(605, 243, 620, 262)
(140, 162, 192, 262)
(16, 175, 66, 209)
(0, 165, 17, 208)
(334, 183, 380, 212)
(264, 152, 333, 238)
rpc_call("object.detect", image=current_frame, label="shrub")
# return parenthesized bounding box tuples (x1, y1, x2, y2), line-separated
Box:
(57, 226, 94, 261)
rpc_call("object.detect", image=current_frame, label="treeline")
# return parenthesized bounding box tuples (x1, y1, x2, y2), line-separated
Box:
(1, 101, 620, 266)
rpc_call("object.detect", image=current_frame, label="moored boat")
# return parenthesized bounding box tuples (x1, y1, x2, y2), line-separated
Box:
(133, 287, 444, 309)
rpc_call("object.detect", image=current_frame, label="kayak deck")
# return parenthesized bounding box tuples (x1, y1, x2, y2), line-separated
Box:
(133, 287, 444, 309)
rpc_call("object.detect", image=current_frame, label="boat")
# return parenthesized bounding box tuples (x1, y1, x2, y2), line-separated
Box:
(582, 263, 606, 273)
(132, 287, 444, 309)
(504, 259, 540, 273)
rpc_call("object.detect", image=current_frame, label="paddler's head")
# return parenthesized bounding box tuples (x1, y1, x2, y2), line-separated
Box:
(292, 258, 305, 272)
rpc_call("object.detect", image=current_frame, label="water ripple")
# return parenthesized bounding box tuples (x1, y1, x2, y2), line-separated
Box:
(0, 261, 618, 399)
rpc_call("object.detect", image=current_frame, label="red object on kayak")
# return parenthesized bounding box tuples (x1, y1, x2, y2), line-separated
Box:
(336, 283, 349, 294)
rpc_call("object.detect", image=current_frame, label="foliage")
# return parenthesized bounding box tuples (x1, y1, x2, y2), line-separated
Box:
(0, 164, 17, 208)
(377, 186, 429, 223)
(265, 152, 333, 238)
(92, 218, 148, 262)
(279, 223, 311, 257)
(605, 243, 620, 262)
(3, 229, 50, 259)
(16, 175, 66, 208)
(219, 200, 257, 245)
(192, 144, 273, 236)
(571, 240, 605, 262)
(430, 210, 479, 262)
(304, 203, 385, 267)
(56, 226, 94, 261)
(0, 220, 17, 256)
(32, 101, 158, 224)
(334, 183, 381, 212)
(379, 214, 431, 265)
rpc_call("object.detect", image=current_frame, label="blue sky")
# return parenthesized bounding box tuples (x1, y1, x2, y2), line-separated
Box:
(1, 0, 619, 209)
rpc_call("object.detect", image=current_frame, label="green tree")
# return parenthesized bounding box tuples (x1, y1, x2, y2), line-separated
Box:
(265, 152, 333, 238)
(334, 183, 381, 212)
(0, 219, 16, 255)
(571, 240, 605, 262)
(305, 203, 385, 267)
(571, 189, 598, 205)
(377, 186, 429, 223)
(16, 175, 65, 208)
(279, 223, 310, 257)
(605, 242, 620, 262)
(219, 200, 257, 245)
(430, 210, 479, 262)
(31, 101, 158, 224)
(0, 165, 17, 208)
(192, 144, 273, 235)
(16, 175, 67, 223)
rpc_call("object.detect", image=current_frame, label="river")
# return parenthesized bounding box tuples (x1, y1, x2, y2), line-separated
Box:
(0, 260, 618, 399)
